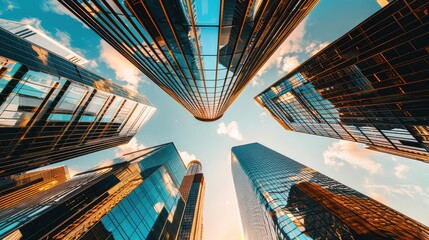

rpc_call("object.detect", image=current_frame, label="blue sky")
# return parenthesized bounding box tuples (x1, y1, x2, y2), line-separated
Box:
(2, 0, 429, 239)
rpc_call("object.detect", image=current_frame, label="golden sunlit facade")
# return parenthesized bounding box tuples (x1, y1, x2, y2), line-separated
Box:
(0, 166, 68, 210)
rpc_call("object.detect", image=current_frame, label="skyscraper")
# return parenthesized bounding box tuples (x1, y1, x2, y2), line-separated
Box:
(256, 0, 429, 162)
(0, 143, 187, 240)
(0, 25, 155, 177)
(231, 143, 429, 239)
(0, 166, 68, 210)
(58, 0, 318, 121)
(0, 19, 88, 65)
(178, 160, 205, 240)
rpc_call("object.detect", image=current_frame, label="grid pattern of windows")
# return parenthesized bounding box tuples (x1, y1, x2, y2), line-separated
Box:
(58, 0, 318, 121)
(0, 27, 155, 177)
(0, 166, 68, 210)
(0, 143, 187, 240)
(231, 143, 429, 240)
(178, 173, 205, 240)
(256, 0, 429, 162)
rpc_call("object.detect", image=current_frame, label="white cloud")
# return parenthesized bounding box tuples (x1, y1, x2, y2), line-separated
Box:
(256, 19, 307, 78)
(365, 184, 429, 200)
(42, 0, 89, 28)
(259, 112, 268, 123)
(217, 121, 244, 141)
(279, 55, 300, 75)
(179, 151, 198, 166)
(20, 18, 44, 32)
(251, 18, 332, 87)
(0, 0, 18, 14)
(305, 41, 329, 56)
(87, 59, 99, 69)
(394, 163, 409, 179)
(323, 140, 382, 174)
(368, 192, 388, 204)
(115, 137, 146, 157)
(54, 29, 72, 49)
(100, 40, 144, 92)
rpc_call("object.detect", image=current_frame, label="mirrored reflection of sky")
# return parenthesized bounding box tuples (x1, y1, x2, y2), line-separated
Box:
(2, 0, 429, 239)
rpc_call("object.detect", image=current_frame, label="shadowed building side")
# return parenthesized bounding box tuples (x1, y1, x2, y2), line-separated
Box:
(255, 0, 429, 163)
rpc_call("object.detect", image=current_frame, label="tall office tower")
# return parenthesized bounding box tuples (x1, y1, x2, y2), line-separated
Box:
(0, 166, 68, 210)
(58, 0, 318, 121)
(231, 143, 429, 240)
(256, 0, 429, 162)
(0, 19, 88, 65)
(0, 143, 188, 240)
(0, 25, 155, 177)
(178, 160, 205, 240)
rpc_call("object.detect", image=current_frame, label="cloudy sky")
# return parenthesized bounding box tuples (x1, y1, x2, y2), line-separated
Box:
(2, 0, 429, 239)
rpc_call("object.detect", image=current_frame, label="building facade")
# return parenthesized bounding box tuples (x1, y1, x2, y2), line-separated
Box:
(0, 166, 68, 210)
(0, 26, 155, 177)
(58, 0, 318, 121)
(231, 143, 429, 239)
(0, 143, 187, 240)
(178, 160, 205, 240)
(0, 18, 88, 65)
(256, 0, 429, 162)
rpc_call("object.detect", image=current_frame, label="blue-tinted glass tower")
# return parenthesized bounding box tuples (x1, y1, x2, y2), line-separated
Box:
(0, 143, 187, 240)
(232, 143, 429, 240)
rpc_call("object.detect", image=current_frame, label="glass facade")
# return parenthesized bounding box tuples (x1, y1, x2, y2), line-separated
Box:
(256, 0, 429, 163)
(58, 0, 318, 121)
(0, 166, 68, 210)
(178, 160, 205, 240)
(232, 143, 429, 240)
(0, 18, 88, 65)
(0, 26, 156, 177)
(0, 143, 187, 240)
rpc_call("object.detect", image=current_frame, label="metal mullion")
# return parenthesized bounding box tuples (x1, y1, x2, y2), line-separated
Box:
(157, 0, 207, 117)
(183, 0, 210, 118)
(130, 0, 205, 116)
(91, 0, 201, 113)
(106, 0, 200, 111)
(212, 0, 224, 117)
(64, 0, 186, 110)
(236, 0, 317, 89)
(215, 0, 255, 115)
(216, 0, 272, 114)
(134, 0, 205, 115)
(105, 1, 180, 87)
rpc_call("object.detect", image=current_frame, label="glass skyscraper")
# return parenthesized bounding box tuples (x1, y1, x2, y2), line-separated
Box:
(232, 143, 429, 239)
(178, 160, 205, 240)
(0, 143, 187, 240)
(0, 166, 68, 210)
(0, 24, 155, 177)
(256, 0, 429, 163)
(58, 0, 318, 121)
